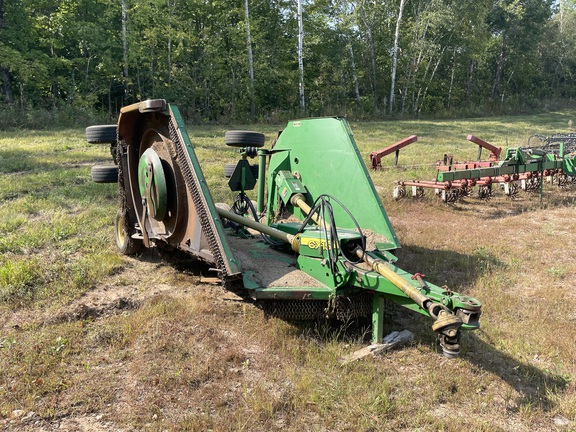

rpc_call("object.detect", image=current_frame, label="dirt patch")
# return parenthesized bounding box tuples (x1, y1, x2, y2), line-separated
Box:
(363, 228, 398, 251)
(1, 256, 194, 332)
(19, 414, 122, 432)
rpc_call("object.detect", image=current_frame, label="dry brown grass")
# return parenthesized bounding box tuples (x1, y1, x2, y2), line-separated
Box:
(1, 114, 576, 430)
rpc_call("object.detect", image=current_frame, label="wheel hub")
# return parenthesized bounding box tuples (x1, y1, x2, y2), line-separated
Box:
(134, 129, 188, 243)
(138, 147, 168, 221)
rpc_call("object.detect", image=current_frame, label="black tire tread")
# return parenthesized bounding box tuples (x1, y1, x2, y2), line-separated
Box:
(86, 125, 117, 144)
(225, 130, 265, 148)
(91, 165, 118, 183)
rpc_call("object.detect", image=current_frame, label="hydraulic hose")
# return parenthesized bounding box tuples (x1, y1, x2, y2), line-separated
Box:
(289, 193, 442, 314)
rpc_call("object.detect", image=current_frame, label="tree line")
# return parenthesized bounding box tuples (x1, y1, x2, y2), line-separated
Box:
(0, 0, 575, 124)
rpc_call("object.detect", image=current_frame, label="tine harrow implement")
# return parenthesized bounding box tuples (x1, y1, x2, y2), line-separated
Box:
(390, 134, 576, 203)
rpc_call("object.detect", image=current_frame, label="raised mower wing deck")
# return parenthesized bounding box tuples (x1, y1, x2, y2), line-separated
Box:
(116, 100, 240, 280)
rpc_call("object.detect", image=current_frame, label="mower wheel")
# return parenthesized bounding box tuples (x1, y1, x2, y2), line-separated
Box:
(91, 165, 118, 183)
(224, 130, 265, 148)
(86, 125, 117, 144)
(224, 163, 259, 179)
(115, 208, 143, 255)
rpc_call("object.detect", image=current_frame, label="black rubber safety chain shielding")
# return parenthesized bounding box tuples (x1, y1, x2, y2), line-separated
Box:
(168, 119, 230, 280)
(117, 141, 131, 234)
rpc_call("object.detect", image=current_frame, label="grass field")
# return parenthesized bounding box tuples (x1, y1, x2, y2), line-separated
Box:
(1, 111, 575, 431)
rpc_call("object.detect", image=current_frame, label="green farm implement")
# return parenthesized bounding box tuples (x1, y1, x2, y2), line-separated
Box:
(87, 99, 482, 357)
(389, 134, 576, 203)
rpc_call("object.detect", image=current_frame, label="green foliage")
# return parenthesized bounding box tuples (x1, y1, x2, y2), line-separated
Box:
(0, 0, 573, 124)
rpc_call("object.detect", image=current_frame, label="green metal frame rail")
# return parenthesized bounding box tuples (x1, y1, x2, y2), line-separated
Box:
(437, 145, 576, 183)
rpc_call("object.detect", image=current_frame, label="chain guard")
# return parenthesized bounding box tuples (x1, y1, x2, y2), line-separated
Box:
(257, 293, 373, 321)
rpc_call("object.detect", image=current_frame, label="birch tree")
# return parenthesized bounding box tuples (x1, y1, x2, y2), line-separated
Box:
(121, 0, 128, 99)
(389, 0, 406, 113)
(358, 1, 378, 112)
(297, 0, 305, 113)
(244, 0, 255, 119)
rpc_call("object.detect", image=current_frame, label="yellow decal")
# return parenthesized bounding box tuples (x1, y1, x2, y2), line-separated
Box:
(300, 237, 339, 250)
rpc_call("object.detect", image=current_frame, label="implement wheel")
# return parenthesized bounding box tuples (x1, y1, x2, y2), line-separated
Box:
(225, 130, 265, 148)
(86, 125, 117, 144)
(91, 165, 118, 183)
(115, 208, 143, 255)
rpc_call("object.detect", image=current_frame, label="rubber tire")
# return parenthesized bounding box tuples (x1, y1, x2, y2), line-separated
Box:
(115, 208, 143, 255)
(91, 165, 118, 183)
(225, 130, 265, 148)
(86, 125, 117, 144)
(224, 163, 259, 179)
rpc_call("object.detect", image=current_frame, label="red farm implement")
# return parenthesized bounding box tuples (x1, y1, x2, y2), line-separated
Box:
(373, 134, 576, 203)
